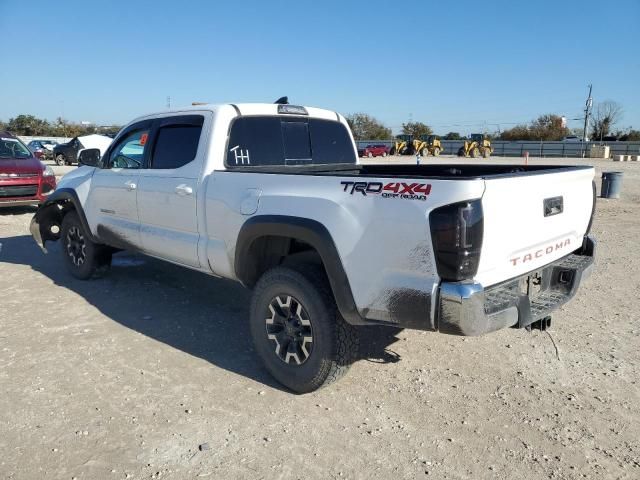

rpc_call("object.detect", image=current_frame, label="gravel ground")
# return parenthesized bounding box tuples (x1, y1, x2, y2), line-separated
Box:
(1, 157, 638, 479)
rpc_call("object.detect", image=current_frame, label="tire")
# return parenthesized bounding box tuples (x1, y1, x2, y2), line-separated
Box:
(389, 146, 396, 156)
(457, 147, 465, 157)
(482, 148, 490, 158)
(249, 265, 359, 393)
(471, 147, 480, 158)
(421, 148, 429, 156)
(60, 211, 112, 280)
(55, 153, 66, 166)
(382, 151, 387, 157)
(367, 152, 373, 158)
(433, 147, 441, 157)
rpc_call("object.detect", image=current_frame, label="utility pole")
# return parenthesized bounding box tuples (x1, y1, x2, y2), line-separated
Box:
(581, 84, 593, 158)
(166, 96, 171, 109)
(582, 84, 593, 142)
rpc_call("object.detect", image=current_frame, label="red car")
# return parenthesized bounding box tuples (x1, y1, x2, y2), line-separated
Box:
(0, 132, 57, 207)
(358, 144, 390, 158)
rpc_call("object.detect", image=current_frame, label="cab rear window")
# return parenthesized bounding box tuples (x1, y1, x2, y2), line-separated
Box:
(226, 116, 356, 167)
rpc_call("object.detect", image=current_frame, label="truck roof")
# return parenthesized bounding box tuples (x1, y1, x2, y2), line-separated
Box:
(132, 103, 342, 123)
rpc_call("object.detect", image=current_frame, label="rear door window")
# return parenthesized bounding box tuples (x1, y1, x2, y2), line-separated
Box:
(151, 116, 204, 170)
(226, 116, 355, 167)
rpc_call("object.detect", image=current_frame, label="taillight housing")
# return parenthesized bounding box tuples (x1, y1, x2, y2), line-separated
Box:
(429, 199, 484, 281)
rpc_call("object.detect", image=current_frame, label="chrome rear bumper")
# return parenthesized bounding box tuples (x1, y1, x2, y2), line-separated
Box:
(437, 236, 596, 336)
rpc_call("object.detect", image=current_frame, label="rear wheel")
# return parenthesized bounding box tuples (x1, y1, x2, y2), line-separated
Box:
(55, 153, 66, 166)
(433, 147, 441, 157)
(457, 147, 465, 157)
(60, 212, 112, 280)
(482, 148, 491, 158)
(382, 151, 387, 157)
(421, 147, 429, 156)
(471, 147, 480, 158)
(367, 151, 373, 158)
(249, 266, 358, 393)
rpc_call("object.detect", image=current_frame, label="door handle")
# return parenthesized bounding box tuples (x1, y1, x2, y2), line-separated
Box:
(175, 184, 193, 196)
(124, 180, 137, 191)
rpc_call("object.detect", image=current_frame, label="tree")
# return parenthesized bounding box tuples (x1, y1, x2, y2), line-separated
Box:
(619, 129, 640, 141)
(401, 121, 432, 137)
(591, 101, 623, 141)
(7, 114, 51, 136)
(499, 114, 570, 141)
(345, 113, 392, 140)
(443, 132, 462, 140)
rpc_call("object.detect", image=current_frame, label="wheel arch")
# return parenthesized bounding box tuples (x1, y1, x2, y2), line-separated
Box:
(235, 215, 364, 325)
(30, 188, 96, 251)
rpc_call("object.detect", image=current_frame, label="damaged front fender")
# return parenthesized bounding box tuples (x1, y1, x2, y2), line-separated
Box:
(30, 202, 63, 253)
(29, 188, 96, 253)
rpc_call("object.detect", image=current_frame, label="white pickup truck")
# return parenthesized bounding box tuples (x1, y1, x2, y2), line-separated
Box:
(30, 102, 596, 393)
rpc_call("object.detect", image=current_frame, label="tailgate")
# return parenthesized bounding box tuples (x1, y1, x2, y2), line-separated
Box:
(475, 167, 594, 287)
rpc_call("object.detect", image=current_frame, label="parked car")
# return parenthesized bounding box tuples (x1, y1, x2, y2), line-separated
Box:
(53, 134, 112, 166)
(27, 139, 58, 160)
(358, 144, 390, 157)
(562, 136, 587, 142)
(0, 132, 56, 207)
(30, 103, 596, 393)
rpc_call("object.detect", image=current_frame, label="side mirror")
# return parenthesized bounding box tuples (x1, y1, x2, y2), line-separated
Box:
(78, 148, 102, 168)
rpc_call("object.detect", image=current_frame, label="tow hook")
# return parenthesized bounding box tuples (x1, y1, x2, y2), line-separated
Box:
(527, 316, 552, 332)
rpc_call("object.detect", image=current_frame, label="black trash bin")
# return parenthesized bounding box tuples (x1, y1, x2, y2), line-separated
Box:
(601, 171, 623, 199)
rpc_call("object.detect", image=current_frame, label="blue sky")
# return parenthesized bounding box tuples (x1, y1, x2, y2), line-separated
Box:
(1, 0, 638, 134)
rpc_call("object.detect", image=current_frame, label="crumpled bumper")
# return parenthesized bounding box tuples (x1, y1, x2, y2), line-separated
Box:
(437, 236, 596, 336)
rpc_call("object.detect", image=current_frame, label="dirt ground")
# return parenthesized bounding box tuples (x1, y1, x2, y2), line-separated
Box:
(1, 156, 638, 480)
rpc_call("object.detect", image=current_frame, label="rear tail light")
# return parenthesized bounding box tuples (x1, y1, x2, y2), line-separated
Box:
(429, 199, 483, 281)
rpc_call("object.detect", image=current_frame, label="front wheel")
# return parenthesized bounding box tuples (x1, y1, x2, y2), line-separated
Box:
(60, 212, 112, 280)
(433, 147, 441, 157)
(249, 266, 359, 393)
(55, 154, 66, 166)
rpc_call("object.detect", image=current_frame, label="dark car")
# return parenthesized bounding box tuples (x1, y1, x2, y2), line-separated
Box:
(53, 137, 82, 165)
(27, 139, 57, 160)
(357, 144, 390, 158)
(0, 132, 57, 207)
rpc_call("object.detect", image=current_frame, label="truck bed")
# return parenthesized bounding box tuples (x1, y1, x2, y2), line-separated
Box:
(223, 163, 592, 179)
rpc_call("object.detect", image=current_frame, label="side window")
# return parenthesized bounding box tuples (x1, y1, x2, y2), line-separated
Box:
(151, 118, 203, 170)
(109, 129, 149, 169)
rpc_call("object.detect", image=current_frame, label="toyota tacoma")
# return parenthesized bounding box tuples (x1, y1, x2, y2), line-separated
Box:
(29, 102, 596, 392)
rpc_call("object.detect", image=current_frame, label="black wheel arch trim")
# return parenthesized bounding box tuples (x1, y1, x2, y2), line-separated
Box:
(31, 188, 97, 251)
(235, 215, 367, 325)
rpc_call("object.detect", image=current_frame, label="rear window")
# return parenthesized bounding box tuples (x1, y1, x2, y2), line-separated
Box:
(226, 116, 355, 167)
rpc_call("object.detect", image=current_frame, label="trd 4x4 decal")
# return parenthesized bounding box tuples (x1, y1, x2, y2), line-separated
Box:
(341, 181, 432, 201)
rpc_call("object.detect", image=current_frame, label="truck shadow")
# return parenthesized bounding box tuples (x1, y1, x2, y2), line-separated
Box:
(0, 235, 403, 392)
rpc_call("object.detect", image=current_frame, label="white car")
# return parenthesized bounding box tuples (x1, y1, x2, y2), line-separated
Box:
(30, 102, 597, 392)
(562, 135, 588, 142)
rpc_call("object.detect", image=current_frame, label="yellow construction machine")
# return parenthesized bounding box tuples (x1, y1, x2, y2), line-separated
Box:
(390, 134, 444, 156)
(457, 134, 493, 158)
(390, 135, 413, 155)
(418, 135, 444, 156)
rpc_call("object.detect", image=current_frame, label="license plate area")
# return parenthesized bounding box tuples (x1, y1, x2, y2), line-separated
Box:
(519, 271, 543, 298)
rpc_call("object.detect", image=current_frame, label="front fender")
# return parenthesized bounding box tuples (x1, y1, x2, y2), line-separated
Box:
(30, 188, 96, 253)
